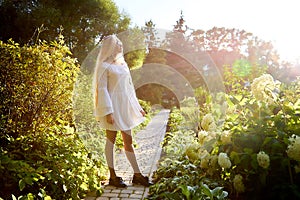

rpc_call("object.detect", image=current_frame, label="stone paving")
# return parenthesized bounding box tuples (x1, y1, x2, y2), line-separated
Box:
(85, 109, 170, 200)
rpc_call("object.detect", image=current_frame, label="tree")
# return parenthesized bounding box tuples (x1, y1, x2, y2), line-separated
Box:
(165, 11, 193, 53)
(173, 10, 189, 34)
(0, 0, 130, 61)
(122, 26, 147, 69)
(191, 27, 281, 78)
(143, 20, 161, 48)
(164, 12, 206, 88)
(142, 20, 167, 64)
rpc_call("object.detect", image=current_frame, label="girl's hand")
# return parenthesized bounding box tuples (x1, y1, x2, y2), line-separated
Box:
(140, 110, 146, 117)
(106, 113, 114, 124)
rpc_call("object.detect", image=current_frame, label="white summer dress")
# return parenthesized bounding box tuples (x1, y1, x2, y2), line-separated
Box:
(94, 62, 144, 131)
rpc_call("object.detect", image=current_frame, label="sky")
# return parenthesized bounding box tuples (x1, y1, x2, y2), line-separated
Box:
(113, 0, 300, 62)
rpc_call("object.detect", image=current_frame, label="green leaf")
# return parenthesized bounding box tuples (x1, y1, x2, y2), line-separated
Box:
(262, 137, 272, 147)
(26, 193, 35, 200)
(44, 196, 52, 200)
(211, 186, 223, 196)
(229, 95, 240, 105)
(24, 176, 33, 185)
(179, 185, 191, 200)
(201, 183, 212, 199)
(80, 182, 89, 191)
(219, 191, 229, 199)
(230, 151, 241, 165)
(19, 179, 26, 191)
(243, 148, 253, 154)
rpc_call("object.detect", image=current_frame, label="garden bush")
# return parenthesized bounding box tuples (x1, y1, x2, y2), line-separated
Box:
(148, 157, 228, 200)
(149, 102, 228, 200)
(149, 66, 300, 199)
(0, 37, 102, 199)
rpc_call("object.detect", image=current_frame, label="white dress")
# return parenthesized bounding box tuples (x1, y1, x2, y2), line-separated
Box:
(94, 62, 144, 131)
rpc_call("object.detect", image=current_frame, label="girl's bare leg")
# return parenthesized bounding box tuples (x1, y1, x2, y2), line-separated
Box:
(121, 130, 141, 175)
(105, 130, 118, 178)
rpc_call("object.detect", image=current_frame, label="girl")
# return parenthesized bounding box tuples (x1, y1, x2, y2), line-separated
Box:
(93, 35, 152, 187)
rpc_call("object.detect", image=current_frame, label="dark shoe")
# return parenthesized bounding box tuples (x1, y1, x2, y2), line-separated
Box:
(132, 174, 153, 187)
(109, 176, 127, 188)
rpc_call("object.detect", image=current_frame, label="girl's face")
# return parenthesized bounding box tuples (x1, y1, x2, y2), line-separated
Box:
(115, 39, 123, 53)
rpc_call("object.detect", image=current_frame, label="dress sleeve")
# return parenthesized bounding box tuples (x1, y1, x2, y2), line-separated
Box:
(95, 67, 113, 117)
(128, 75, 143, 112)
(134, 92, 143, 111)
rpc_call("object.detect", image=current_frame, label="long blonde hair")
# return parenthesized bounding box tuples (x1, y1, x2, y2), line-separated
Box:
(93, 35, 123, 109)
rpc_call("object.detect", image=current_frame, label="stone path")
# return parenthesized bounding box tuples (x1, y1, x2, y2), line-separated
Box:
(85, 109, 170, 200)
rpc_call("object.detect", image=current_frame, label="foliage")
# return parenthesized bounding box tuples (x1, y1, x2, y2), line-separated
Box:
(0, 36, 77, 140)
(139, 14, 293, 109)
(122, 27, 147, 70)
(217, 74, 300, 199)
(147, 157, 228, 200)
(0, 38, 103, 199)
(0, 0, 130, 61)
(150, 65, 300, 199)
(180, 97, 200, 132)
(164, 130, 198, 160)
(161, 107, 184, 154)
(165, 107, 184, 133)
(143, 20, 162, 49)
(223, 60, 268, 95)
(162, 105, 198, 159)
(73, 72, 108, 175)
(190, 26, 281, 75)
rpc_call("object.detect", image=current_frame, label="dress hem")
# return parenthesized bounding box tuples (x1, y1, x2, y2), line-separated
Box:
(97, 117, 145, 131)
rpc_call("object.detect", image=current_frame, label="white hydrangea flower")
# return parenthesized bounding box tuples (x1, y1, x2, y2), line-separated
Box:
(251, 74, 280, 104)
(218, 152, 232, 169)
(220, 130, 232, 145)
(207, 131, 217, 142)
(208, 121, 217, 131)
(198, 130, 217, 145)
(257, 151, 270, 169)
(287, 135, 300, 162)
(201, 113, 217, 131)
(198, 130, 208, 145)
(233, 174, 245, 193)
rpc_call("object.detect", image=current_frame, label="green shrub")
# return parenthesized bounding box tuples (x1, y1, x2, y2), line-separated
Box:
(151, 71, 300, 199)
(73, 71, 107, 168)
(162, 107, 184, 148)
(0, 38, 102, 199)
(148, 157, 228, 200)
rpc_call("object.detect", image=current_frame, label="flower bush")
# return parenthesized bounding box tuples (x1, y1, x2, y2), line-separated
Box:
(149, 70, 300, 199)
(201, 113, 217, 132)
(148, 101, 228, 199)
